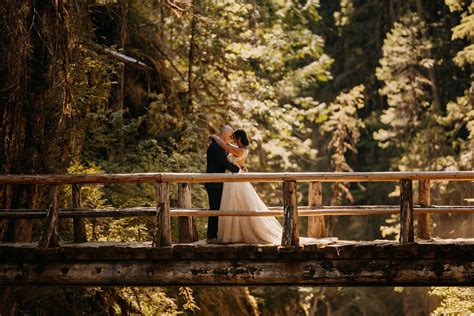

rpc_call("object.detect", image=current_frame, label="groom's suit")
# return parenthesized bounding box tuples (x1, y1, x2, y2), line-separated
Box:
(205, 139, 240, 239)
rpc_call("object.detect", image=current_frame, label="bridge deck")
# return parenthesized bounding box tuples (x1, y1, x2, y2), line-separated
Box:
(1, 238, 473, 286)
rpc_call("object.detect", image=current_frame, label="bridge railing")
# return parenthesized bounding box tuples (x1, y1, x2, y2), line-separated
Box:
(1, 171, 473, 248)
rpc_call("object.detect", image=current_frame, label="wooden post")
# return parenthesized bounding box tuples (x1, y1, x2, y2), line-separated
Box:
(399, 179, 414, 244)
(153, 182, 171, 247)
(417, 179, 431, 239)
(307, 182, 326, 238)
(281, 181, 300, 247)
(72, 184, 87, 243)
(178, 183, 198, 243)
(38, 185, 59, 249)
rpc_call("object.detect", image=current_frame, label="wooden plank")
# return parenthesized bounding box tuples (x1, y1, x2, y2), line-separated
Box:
(1, 239, 474, 261)
(282, 181, 299, 247)
(2, 204, 461, 212)
(0, 242, 173, 261)
(1, 259, 473, 286)
(417, 180, 431, 239)
(0, 212, 47, 219)
(1, 171, 474, 185)
(2, 206, 474, 219)
(153, 183, 171, 247)
(0, 173, 164, 185)
(400, 180, 414, 244)
(138, 171, 474, 183)
(72, 184, 87, 243)
(38, 186, 59, 249)
(177, 183, 198, 243)
(59, 208, 398, 217)
(307, 182, 326, 238)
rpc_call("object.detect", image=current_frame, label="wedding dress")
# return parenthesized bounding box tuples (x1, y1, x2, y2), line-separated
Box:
(217, 150, 318, 244)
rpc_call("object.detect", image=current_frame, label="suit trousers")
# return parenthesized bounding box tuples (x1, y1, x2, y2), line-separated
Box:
(206, 186, 223, 239)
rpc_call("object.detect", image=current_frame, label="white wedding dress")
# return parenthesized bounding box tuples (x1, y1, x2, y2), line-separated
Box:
(217, 150, 318, 245)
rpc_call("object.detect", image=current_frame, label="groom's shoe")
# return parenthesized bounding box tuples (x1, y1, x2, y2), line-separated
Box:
(206, 238, 221, 244)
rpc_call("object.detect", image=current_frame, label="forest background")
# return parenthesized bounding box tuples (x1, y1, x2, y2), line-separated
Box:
(0, 0, 473, 315)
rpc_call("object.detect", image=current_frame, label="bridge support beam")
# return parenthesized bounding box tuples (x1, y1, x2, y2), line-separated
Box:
(1, 239, 474, 286)
(178, 183, 198, 243)
(308, 182, 326, 238)
(400, 179, 414, 244)
(153, 182, 171, 247)
(282, 180, 299, 247)
(417, 180, 431, 239)
(72, 184, 87, 243)
(1, 258, 473, 286)
(38, 185, 59, 249)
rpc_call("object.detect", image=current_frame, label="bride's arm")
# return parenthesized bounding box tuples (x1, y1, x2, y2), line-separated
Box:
(210, 135, 244, 157)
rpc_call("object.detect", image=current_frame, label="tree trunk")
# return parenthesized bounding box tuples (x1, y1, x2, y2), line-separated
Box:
(415, 0, 424, 20)
(187, 0, 198, 112)
(415, 0, 442, 114)
(248, 0, 257, 35)
(109, 0, 128, 163)
(0, 287, 16, 316)
(389, 0, 395, 24)
(0, 0, 82, 312)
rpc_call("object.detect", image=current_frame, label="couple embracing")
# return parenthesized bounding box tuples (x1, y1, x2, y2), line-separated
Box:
(204, 125, 297, 245)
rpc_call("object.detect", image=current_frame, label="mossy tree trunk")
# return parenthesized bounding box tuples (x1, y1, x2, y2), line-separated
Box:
(0, 1, 83, 314)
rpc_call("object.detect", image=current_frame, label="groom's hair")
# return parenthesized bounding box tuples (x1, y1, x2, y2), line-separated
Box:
(234, 129, 250, 146)
(221, 125, 233, 135)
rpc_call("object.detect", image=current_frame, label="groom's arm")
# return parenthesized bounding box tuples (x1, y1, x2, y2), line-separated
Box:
(213, 145, 240, 173)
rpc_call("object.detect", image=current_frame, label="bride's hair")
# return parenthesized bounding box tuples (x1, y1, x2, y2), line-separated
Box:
(233, 129, 250, 147)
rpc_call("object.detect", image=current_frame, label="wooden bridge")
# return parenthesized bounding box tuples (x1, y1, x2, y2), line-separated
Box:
(1, 171, 474, 286)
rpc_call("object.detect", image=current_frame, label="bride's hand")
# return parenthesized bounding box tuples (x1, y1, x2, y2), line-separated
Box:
(208, 134, 218, 144)
(208, 134, 219, 145)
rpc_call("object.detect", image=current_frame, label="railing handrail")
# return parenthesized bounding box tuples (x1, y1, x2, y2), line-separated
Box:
(1, 172, 472, 248)
(1, 206, 474, 219)
(0, 171, 474, 185)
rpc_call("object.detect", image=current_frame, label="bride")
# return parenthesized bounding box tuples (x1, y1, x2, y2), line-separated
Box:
(209, 129, 293, 244)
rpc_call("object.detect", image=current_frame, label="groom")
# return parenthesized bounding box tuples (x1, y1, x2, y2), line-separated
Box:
(205, 125, 240, 243)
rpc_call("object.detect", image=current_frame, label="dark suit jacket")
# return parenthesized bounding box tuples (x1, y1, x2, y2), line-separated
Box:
(205, 140, 240, 190)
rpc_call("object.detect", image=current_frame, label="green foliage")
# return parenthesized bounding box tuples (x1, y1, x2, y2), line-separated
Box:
(13, 287, 182, 315)
(321, 84, 365, 204)
(244, 10, 333, 169)
(380, 214, 400, 240)
(445, 0, 474, 66)
(181, 0, 334, 170)
(333, 0, 354, 28)
(430, 287, 474, 315)
(374, 13, 434, 152)
(179, 287, 200, 311)
(440, 94, 474, 169)
(113, 287, 181, 315)
(65, 161, 108, 209)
